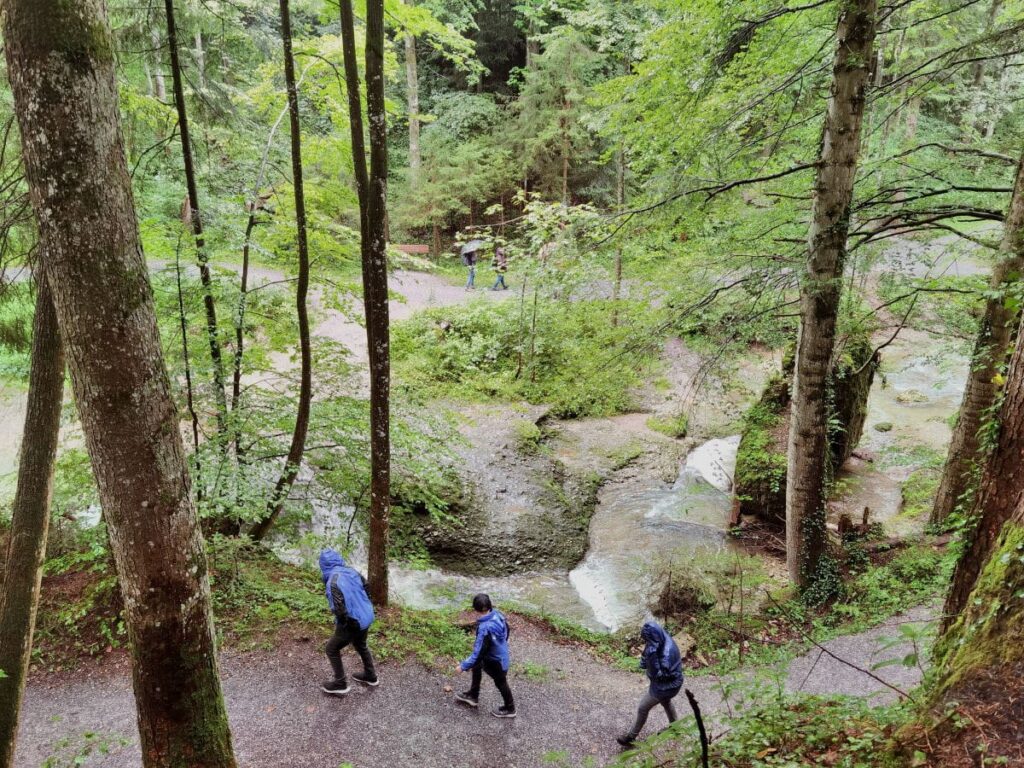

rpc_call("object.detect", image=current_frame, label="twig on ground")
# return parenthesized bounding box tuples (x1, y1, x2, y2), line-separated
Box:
(764, 590, 916, 702)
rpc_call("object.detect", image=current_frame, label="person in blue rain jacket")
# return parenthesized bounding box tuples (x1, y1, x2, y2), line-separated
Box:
(617, 620, 684, 745)
(318, 549, 378, 695)
(454, 593, 516, 718)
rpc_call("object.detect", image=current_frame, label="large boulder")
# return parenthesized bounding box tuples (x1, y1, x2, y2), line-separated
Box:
(406, 405, 601, 575)
(731, 336, 878, 527)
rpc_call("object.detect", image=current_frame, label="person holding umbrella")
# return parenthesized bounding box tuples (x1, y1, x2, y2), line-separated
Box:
(461, 239, 484, 290)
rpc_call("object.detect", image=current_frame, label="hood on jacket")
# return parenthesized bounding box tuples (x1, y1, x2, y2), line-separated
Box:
(319, 549, 346, 583)
(641, 620, 680, 669)
(641, 620, 669, 644)
(478, 610, 509, 638)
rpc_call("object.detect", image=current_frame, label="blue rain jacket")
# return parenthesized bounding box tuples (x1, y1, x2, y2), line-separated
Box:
(460, 610, 511, 672)
(639, 620, 684, 697)
(319, 549, 375, 631)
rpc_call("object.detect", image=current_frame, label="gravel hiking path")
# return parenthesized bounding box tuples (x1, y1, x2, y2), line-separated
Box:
(17, 607, 938, 768)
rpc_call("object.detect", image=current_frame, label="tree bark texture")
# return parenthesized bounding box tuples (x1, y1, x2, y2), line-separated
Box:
(364, 0, 393, 606)
(943, 317, 1024, 626)
(248, 0, 313, 542)
(785, 0, 877, 587)
(0, 278, 64, 768)
(339, 0, 369, 225)
(404, 32, 420, 183)
(932, 151, 1024, 525)
(338, 0, 391, 604)
(163, 0, 229, 439)
(1, 3, 236, 765)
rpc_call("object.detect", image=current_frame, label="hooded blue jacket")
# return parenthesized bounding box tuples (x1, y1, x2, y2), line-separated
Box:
(319, 549, 375, 631)
(460, 610, 511, 672)
(639, 621, 684, 696)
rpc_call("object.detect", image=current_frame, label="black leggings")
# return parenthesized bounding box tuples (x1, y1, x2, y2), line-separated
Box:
(325, 620, 376, 684)
(469, 659, 514, 710)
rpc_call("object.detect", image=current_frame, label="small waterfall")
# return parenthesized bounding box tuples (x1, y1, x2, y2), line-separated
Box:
(568, 435, 741, 632)
(677, 435, 741, 493)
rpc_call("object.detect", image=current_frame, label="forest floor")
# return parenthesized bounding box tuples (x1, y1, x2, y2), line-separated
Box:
(17, 606, 935, 768)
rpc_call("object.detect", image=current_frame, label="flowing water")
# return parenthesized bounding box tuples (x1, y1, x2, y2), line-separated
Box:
(302, 437, 743, 632)
(0, 248, 978, 633)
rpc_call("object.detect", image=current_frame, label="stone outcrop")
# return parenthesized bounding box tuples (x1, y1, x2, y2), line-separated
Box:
(731, 336, 879, 527)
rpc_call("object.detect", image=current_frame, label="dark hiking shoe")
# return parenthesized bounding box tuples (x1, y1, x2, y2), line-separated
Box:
(321, 679, 351, 696)
(353, 672, 379, 687)
(616, 734, 636, 747)
(454, 691, 479, 707)
(492, 706, 517, 719)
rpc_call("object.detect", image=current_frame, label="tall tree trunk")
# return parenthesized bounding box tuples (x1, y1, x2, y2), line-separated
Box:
(611, 141, 625, 327)
(7, 4, 234, 764)
(248, 0, 313, 542)
(364, 0, 392, 607)
(176, 245, 202, 478)
(943, 316, 1024, 626)
(339, 0, 390, 604)
(339, 0, 369, 227)
(405, 33, 420, 184)
(0, 278, 64, 768)
(2, 2, 236, 764)
(194, 30, 206, 91)
(785, 0, 877, 588)
(969, 0, 1002, 89)
(932, 152, 1024, 525)
(926, 346, 1024, 760)
(561, 98, 571, 205)
(152, 27, 168, 101)
(163, 0, 229, 441)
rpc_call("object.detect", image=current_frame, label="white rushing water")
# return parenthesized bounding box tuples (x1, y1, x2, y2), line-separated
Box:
(280, 435, 743, 632)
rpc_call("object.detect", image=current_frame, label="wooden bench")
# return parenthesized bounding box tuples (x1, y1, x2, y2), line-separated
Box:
(393, 243, 431, 255)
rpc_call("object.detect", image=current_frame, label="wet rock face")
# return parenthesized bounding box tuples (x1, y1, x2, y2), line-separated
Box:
(409, 405, 601, 576)
(732, 337, 879, 527)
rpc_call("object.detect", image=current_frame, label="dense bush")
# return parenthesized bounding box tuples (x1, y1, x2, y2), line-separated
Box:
(392, 298, 657, 418)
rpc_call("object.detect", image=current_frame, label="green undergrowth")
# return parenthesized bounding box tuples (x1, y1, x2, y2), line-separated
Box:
(665, 543, 952, 678)
(0, 282, 35, 380)
(507, 603, 639, 671)
(646, 412, 689, 439)
(608, 694, 911, 768)
(877, 272, 985, 346)
(209, 541, 471, 665)
(392, 298, 658, 418)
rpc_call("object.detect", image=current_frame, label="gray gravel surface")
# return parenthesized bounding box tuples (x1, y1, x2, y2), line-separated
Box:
(16, 608, 938, 768)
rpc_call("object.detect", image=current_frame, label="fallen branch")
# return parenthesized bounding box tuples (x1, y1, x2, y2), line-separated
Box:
(685, 689, 710, 768)
(764, 590, 916, 702)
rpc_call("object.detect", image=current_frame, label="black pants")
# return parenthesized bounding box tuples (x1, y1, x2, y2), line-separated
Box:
(325, 620, 376, 684)
(469, 659, 514, 710)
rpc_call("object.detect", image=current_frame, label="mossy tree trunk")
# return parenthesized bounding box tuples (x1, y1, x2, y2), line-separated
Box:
(1, 2, 236, 765)
(0, 278, 64, 768)
(943, 315, 1024, 627)
(785, 0, 877, 588)
(931, 151, 1024, 526)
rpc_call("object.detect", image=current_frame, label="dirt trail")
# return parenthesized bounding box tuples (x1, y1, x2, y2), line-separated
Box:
(17, 606, 937, 768)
